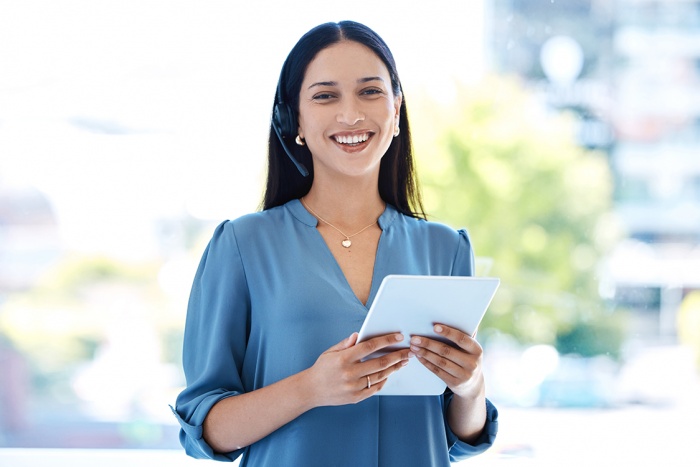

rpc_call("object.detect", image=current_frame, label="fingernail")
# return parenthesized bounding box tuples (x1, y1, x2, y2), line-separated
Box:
(410, 336, 420, 344)
(434, 325, 443, 333)
(408, 352, 416, 358)
(395, 334, 404, 341)
(410, 345, 420, 353)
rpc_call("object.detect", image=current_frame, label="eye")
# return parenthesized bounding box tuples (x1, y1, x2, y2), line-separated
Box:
(312, 92, 337, 101)
(361, 88, 384, 97)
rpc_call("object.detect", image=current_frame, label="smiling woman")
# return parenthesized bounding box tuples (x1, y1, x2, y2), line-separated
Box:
(171, 21, 498, 466)
(297, 41, 401, 182)
(2, 1, 699, 465)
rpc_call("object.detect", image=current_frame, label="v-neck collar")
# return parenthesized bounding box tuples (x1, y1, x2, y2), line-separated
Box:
(287, 198, 398, 308)
(287, 198, 398, 231)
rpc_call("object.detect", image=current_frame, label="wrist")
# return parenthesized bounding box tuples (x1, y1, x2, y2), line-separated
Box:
(452, 372, 485, 401)
(292, 368, 322, 411)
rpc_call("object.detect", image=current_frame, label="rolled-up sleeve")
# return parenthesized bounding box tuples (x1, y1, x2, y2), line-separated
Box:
(171, 221, 250, 461)
(444, 397, 499, 461)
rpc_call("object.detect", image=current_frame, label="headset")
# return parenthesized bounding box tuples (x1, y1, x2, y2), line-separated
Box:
(271, 70, 309, 177)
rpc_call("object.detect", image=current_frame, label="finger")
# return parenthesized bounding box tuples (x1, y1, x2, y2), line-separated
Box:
(433, 324, 482, 354)
(410, 337, 467, 381)
(353, 333, 405, 360)
(324, 332, 358, 353)
(362, 358, 409, 392)
(362, 348, 412, 376)
(373, 356, 410, 385)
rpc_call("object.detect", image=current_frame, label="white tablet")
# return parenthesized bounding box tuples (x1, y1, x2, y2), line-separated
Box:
(357, 275, 500, 396)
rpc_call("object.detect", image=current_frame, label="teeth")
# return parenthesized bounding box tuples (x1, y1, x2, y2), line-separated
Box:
(335, 133, 369, 144)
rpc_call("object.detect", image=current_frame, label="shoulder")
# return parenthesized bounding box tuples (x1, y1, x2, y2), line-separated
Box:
(205, 202, 308, 258)
(215, 204, 290, 238)
(394, 212, 471, 247)
(389, 211, 474, 275)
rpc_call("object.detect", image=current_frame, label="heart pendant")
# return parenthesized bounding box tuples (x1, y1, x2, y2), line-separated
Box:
(341, 239, 352, 248)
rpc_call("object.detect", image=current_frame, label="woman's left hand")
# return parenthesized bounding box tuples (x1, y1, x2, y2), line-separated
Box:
(409, 323, 484, 399)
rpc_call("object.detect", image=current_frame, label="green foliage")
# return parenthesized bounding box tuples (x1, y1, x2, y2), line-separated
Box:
(0, 254, 173, 381)
(555, 317, 627, 359)
(39, 254, 156, 293)
(410, 76, 623, 356)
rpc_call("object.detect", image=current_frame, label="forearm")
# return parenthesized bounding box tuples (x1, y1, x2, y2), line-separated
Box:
(203, 368, 316, 453)
(201, 332, 407, 453)
(446, 382, 487, 444)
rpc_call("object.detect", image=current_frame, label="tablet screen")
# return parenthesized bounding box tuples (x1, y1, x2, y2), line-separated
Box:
(356, 275, 499, 395)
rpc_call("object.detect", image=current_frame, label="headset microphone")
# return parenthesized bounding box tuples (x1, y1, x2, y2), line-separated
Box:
(272, 72, 309, 177)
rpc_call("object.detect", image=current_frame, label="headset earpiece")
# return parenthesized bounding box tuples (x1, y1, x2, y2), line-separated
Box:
(272, 70, 309, 177)
(272, 101, 297, 139)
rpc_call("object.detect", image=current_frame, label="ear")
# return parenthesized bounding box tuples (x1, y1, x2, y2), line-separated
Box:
(297, 118, 304, 139)
(394, 92, 402, 120)
(297, 114, 305, 140)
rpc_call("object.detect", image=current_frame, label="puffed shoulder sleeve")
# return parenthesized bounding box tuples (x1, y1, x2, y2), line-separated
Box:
(452, 229, 475, 277)
(170, 221, 250, 461)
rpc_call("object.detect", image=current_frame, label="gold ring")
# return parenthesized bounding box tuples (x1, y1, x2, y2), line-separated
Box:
(366, 375, 371, 389)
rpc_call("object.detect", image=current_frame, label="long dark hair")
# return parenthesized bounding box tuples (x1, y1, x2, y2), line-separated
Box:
(260, 21, 425, 219)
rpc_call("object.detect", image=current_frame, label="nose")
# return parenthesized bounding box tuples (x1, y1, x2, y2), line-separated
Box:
(336, 97, 365, 126)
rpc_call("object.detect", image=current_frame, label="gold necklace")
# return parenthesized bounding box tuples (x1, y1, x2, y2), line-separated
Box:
(301, 198, 381, 248)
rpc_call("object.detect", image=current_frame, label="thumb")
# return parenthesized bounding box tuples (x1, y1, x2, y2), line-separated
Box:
(326, 332, 358, 352)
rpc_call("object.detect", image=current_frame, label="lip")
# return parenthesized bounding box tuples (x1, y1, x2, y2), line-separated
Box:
(330, 131, 374, 154)
(330, 130, 374, 151)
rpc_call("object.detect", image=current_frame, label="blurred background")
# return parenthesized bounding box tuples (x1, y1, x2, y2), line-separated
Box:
(1, 0, 699, 465)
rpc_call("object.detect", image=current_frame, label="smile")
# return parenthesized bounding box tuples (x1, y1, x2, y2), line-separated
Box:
(333, 133, 371, 145)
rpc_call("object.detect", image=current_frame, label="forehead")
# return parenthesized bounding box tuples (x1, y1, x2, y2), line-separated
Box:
(302, 40, 391, 85)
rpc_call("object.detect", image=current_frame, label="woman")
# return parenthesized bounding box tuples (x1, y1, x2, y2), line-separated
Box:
(172, 21, 498, 466)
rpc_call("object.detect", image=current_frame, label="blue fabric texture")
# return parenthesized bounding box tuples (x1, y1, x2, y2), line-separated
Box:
(173, 199, 498, 466)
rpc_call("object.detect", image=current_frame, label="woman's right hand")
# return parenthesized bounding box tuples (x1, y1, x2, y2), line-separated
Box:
(202, 332, 411, 452)
(305, 332, 412, 407)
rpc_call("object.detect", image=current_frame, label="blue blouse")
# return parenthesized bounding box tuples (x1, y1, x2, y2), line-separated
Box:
(172, 199, 498, 466)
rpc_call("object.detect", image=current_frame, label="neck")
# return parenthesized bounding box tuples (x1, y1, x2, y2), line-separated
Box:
(303, 181, 384, 229)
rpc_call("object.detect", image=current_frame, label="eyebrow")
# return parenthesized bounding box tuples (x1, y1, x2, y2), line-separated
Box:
(307, 76, 385, 89)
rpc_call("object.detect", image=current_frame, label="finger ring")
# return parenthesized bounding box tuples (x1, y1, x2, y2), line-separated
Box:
(366, 375, 371, 389)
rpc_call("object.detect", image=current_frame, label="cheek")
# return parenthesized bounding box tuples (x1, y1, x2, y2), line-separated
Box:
(296, 105, 313, 135)
(303, 122, 325, 143)
(380, 101, 399, 125)
(298, 109, 328, 139)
